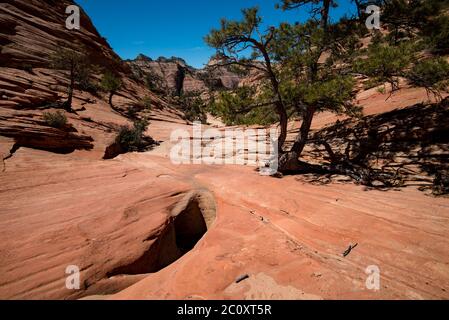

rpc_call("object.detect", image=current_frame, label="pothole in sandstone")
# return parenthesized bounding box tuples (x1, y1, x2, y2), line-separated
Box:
(107, 190, 216, 277)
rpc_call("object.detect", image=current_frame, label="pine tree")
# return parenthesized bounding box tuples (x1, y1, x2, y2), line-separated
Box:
(205, 4, 361, 173)
(100, 71, 122, 108)
(50, 48, 90, 112)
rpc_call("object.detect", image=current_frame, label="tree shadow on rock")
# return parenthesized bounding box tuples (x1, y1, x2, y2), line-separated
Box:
(302, 98, 449, 195)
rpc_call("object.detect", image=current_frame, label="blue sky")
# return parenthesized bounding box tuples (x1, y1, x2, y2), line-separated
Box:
(76, 0, 357, 68)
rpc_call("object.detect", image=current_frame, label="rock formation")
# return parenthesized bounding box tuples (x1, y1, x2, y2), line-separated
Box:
(0, 0, 448, 301)
(0, 0, 186, 155)
(127, 54, 243, 96)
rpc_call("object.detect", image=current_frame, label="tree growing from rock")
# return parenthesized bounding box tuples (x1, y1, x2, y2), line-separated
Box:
(50, 48, 90, 112)
(205, 2, 361, 173)
(100, 71, 122, 108)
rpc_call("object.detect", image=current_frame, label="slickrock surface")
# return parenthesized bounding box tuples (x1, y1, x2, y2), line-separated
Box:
(0, 0, 186, 158)
(1, 0, 448, 301)
(110, 153, 449, 300)
(0, 148, 195, 299)
(1, 145, 448, 300)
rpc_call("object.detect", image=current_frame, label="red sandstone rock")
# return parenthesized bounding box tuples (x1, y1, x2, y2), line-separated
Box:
(1, 0, 448, 302)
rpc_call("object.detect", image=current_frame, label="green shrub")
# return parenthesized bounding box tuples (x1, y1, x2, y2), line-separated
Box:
(140, 96, 152, 110)
(100, 72, 122, 93)
(363, 78, 385, 90)
(377, 86, 386, 94)
(145, 72, 166, 94)
(43, 111, 67, 129)
(115, 119, 152, 152)
(176, 92, 207, 124)
(407, 58, 449, 94)
(354, 42, 415, 83)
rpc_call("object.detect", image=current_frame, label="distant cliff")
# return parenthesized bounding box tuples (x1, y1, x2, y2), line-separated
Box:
(126, 54, 244, 96)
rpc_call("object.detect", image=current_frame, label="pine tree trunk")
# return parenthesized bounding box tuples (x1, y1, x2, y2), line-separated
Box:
(321, 0, 331, 31)
(278, 107, 316, 173)
(354, 0, 362, 21)
(277, 101, 288, 153)
(109, 92, 114, 107)
(290, 106, 315, 155)
(65, 63, 75, 112)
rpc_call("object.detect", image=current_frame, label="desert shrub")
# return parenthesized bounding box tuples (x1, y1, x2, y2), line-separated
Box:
(406, 58, 449, 97)
(78, 77, 99, 94)
(115, 119, 152, 152)
(126, 106, 140, 119)
(43, 111, 67, 129)
(145, 71, 166, 94)
(140, 96, 152, 110)
(363, 78, 385, 90)
(176, 92, 207, 124)
(377, 86, 386, 94)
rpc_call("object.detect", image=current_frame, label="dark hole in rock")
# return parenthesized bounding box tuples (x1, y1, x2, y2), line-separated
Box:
(106, 192, 215, 278)
(175, 200, 208, 253)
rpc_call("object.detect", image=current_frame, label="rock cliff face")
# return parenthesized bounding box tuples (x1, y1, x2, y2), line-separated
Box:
(0, 0, 123, 71)
(0, 0, 185, 155)
(127, 54, 243, 96)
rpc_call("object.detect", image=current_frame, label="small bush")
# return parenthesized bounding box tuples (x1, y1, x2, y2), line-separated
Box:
(363, 77, 384, 90)
(145, 72, 166, 94)
(407, 58, 449, 94)
(79, 79, 99, 94)
(126, 106, 139, 119)
(176, 92, 207, 124)
(43, 111, 67, 129)
(115, 119, 153, 152)
(377, 86, 386, 94)
(140, 96, 152, 110)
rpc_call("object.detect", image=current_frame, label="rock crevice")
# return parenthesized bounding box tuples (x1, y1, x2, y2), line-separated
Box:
(106, 190, 216, 277)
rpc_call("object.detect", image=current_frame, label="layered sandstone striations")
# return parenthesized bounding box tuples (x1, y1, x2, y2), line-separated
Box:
(1, 0, 449, 302)
(0, 0, 186, 155)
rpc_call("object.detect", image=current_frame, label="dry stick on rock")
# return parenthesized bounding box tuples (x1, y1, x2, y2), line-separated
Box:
(235, 274, 250, 284)
(342, 243, 358, 257)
